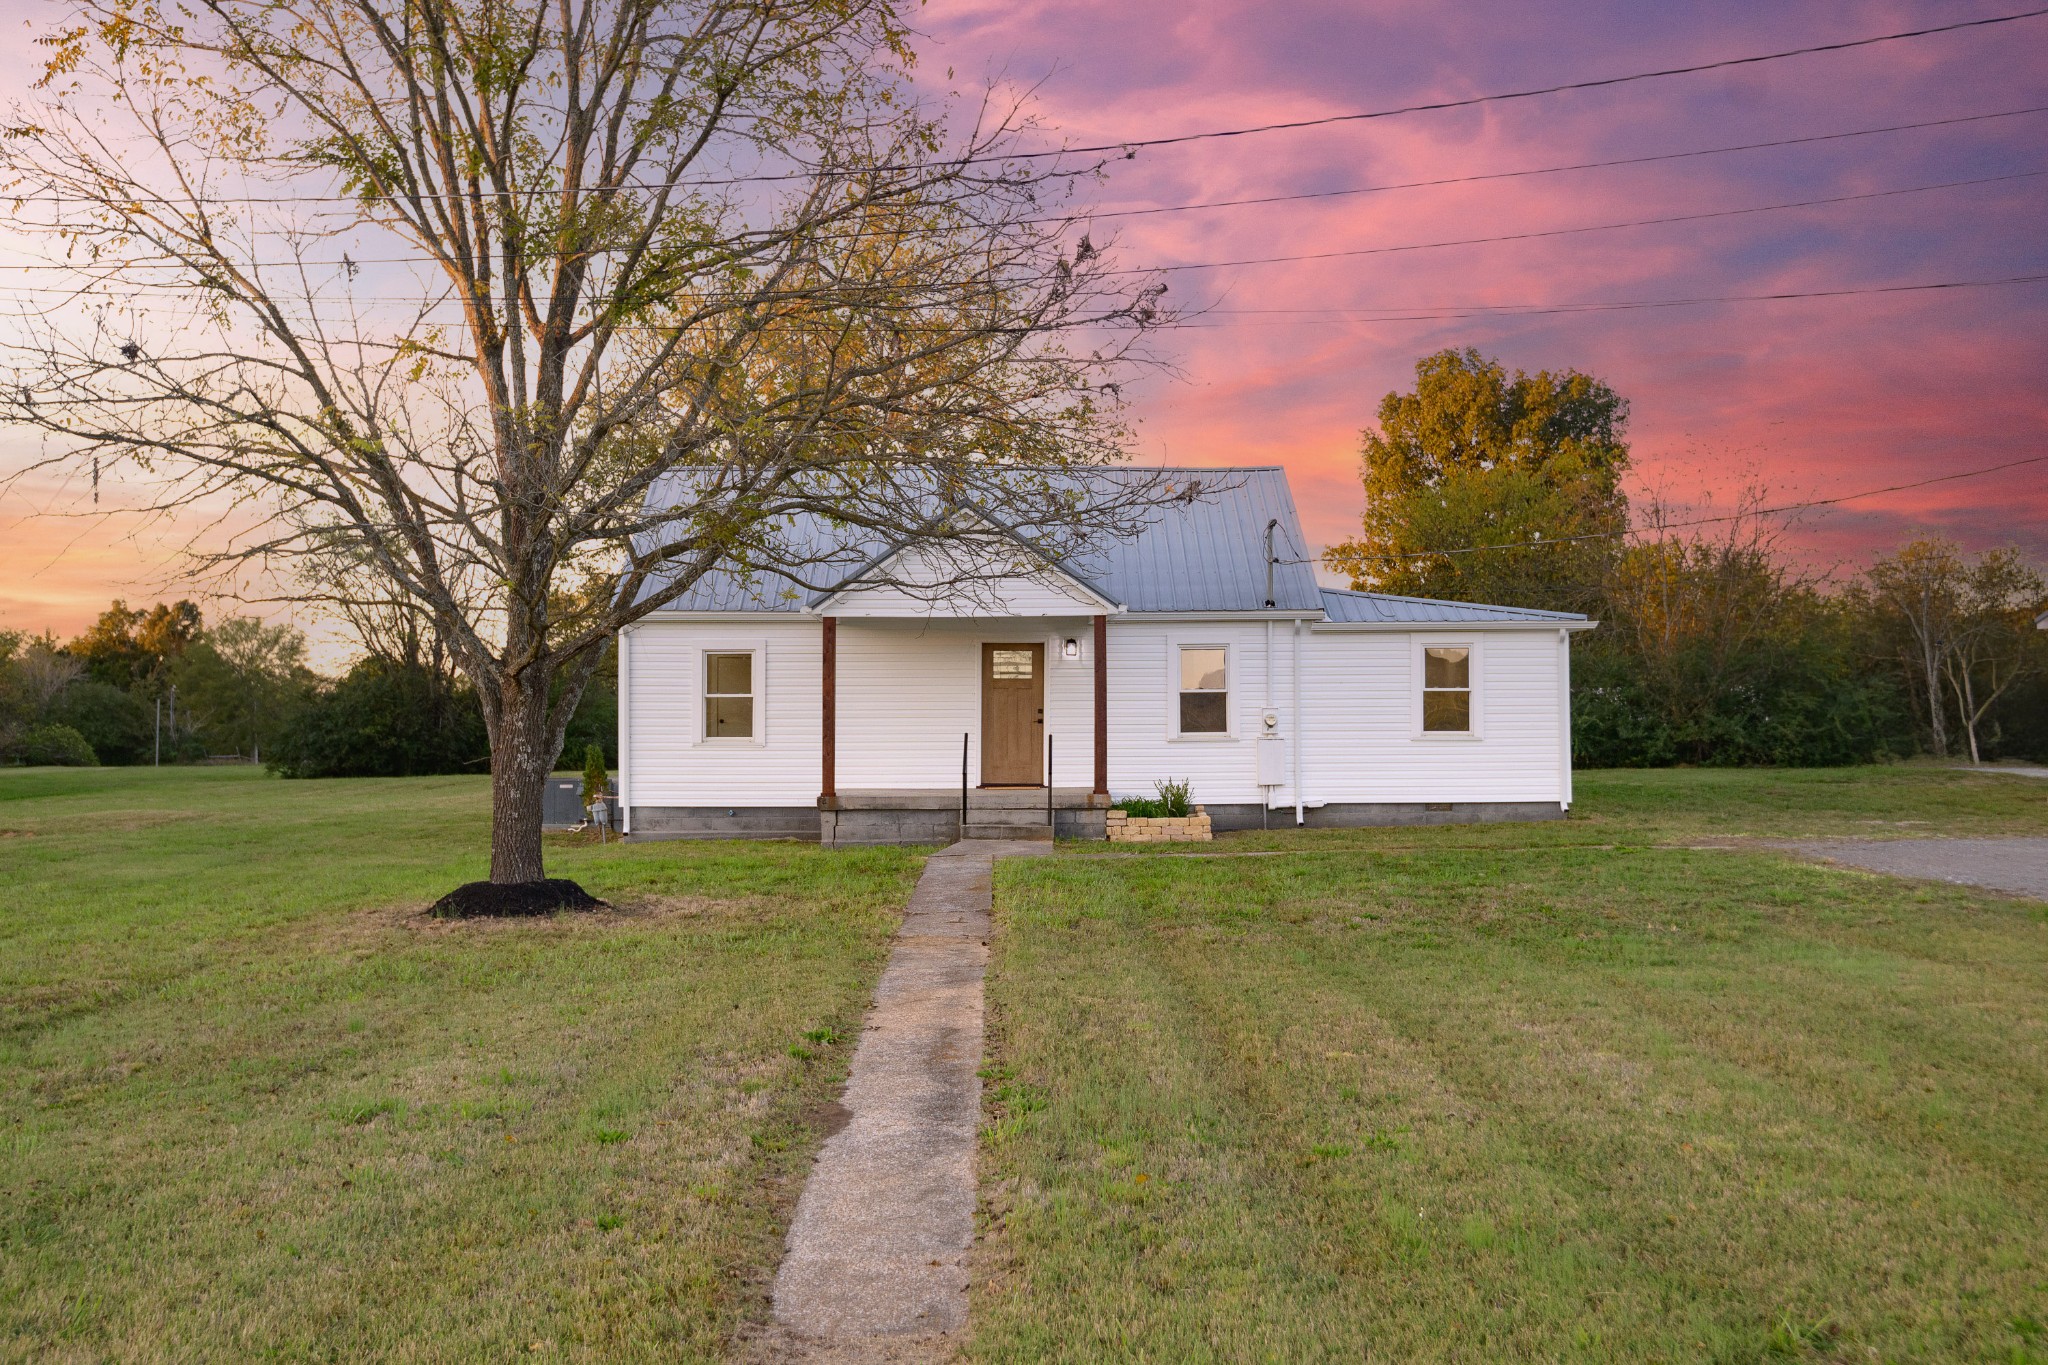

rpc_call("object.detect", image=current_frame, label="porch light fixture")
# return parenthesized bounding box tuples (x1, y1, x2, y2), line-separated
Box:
(1062, 637, 1080, 660)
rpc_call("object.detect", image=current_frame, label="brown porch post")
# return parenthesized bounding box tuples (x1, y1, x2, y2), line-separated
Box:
(820, 616, 837, 807)
(1092, 613, 1109, 798)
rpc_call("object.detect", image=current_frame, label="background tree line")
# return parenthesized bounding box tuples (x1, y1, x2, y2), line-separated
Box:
(1332, 348, 2048, 767)
(0, 603, 614, 776)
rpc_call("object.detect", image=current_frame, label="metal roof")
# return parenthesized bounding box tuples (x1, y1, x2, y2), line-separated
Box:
(1318, 588, 1590, 626)
(637, 466, 1324, 614)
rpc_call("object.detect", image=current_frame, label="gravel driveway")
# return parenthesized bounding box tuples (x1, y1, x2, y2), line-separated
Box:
(1782, 838, 2048, 901)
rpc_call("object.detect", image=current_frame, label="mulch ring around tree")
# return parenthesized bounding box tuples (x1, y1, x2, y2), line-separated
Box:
(429, 878, 608, 919)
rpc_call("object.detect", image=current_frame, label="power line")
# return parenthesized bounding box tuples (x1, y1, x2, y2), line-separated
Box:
(1014, 6, 2048, 164)
(1064, 105, 2048, 223)
(5, 8, 2043, 206)
(9, 102, 2042, 269)
(1, 272, 2041, 328)
(1125, 169, 2047, 276)
(1323, 453, 2048, 563)
(1175, 273, 2048, 325)
(6, 170, 2037, 296)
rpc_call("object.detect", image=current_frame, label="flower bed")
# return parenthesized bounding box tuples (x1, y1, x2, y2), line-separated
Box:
(1105, 806, 1212, 843)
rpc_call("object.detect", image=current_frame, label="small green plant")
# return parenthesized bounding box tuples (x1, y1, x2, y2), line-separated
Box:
(802, 1025, 845, 1046)
(595, 1213, 624, 1231)
(1114, 778, 1193, 819)
(593, 1128, 630, 1145)
(580, 743, 609, 813)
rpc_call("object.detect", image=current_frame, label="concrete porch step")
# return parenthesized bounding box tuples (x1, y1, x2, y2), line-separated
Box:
(964, 806, 1055, 826)
(962, 822, 1052, 842)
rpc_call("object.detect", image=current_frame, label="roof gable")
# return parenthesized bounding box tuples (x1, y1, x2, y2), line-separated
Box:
(811, 537, 1118, 618)
(635, 466, 1323, 615)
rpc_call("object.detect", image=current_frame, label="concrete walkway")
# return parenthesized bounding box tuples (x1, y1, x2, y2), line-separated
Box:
(762, 840, 1046, 1362)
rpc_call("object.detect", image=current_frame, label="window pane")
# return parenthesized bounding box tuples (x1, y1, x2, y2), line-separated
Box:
(1422, 690, 1470, 732)
(705, 695, 754, 738)
(1180, 691, 1228, 734)
(1424, 646, 1469, 689)
(991, 648, 1034, 680)
(1179, 646, 1226, 692)
(706, 652, 752, 696)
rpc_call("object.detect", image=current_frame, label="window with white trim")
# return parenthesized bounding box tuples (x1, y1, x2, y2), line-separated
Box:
(1421, 646, 1471, 732)
(703, 651, 755, 738)
(1178, 645, 1228, 734)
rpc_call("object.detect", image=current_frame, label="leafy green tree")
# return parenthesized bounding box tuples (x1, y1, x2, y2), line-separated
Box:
(1327, 348, 1631, 612)
(68, 601, 202, 691)
(267, 658, 489, 779)
(1862, 539, 2045, 761)
(1575, 506, 1902, 766)
(172, 618, 313, 762)
(47, 683, 152, 766)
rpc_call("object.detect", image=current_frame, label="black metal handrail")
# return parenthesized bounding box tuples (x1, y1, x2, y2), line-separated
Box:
(1046, 735, 1054, 833)
(960, 732, 969, 836)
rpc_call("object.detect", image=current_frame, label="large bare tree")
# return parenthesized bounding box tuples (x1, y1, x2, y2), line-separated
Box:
(1, 0, 1169, 886)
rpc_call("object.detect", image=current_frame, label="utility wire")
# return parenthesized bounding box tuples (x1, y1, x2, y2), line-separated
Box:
(1123, 169, 2048, 276)
(1, 272, 2042, 326)
(1066, 105, 2048, 223)
(5, 7, 2043, 205)
(6, 171, 2037, 295)
(1319, 454, 2048, 563)
(1012, 6, 2048, 164)
(10, 103, 2041, 270)
(1175, 274, 2048, 325)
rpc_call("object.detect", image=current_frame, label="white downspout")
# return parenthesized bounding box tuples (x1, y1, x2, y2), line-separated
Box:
(1558, 627, 1573, 811)
(617, 627, 632, 836)
(1264, 618, 1275, 819)
(1292, 619, 1305, 826)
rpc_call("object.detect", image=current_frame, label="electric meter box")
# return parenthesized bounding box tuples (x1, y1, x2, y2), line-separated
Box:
(1256, 735, 1287, 786)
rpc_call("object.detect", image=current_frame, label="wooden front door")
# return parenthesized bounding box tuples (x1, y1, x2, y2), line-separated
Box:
(981, 643, 1045, 786)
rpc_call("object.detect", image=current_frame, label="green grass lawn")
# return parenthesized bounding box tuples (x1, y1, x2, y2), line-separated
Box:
(0, 765, 920, 1362)
(976, 768, 2048, 1363)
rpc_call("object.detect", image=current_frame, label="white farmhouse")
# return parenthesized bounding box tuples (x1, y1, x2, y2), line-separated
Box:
(618, 467, 1593, 844)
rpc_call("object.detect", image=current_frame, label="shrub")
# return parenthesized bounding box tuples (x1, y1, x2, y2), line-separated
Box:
(267, 658, 487, 778)
(21, 723, 98, 766)
(580, 742, 609, 811)
(1114, 777, 1193, 819)
(47, 681, 151, 765)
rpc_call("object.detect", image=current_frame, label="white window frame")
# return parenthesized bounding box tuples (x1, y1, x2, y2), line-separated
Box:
(1410, 636, 1482, 741)
(1165, 638, 1236, 741)
(695, 641, 767, 747)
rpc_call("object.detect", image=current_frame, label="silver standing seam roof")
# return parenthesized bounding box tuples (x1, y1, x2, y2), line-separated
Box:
(1319, 588, 1589, 625)
(636, 465, 1589, 623)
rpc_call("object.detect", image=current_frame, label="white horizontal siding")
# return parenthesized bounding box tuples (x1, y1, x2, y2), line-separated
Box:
(838, 619, 1096, 788)
(1299, 628, 1567, 805)
(626, 613, 1572, 811)
(625, 618, 821, 806)
(1103, 620, 1281, 806)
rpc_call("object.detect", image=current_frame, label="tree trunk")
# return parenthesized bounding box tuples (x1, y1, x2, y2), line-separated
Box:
(486, 680, 554, 884)
(1958, 661, 1982, 764)
(1920, 631, 1949, 758)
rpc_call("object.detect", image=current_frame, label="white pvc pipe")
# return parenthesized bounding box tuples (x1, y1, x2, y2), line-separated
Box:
(617, 627, 632, 836)
(1292, 619, 1304, 825)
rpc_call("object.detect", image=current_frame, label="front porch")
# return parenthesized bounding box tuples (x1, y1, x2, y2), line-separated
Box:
(821, 786, 1114, 847)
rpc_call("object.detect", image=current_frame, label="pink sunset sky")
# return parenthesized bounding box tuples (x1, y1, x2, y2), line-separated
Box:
(1, 0, 2044, 652)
